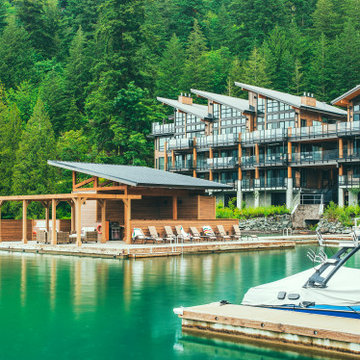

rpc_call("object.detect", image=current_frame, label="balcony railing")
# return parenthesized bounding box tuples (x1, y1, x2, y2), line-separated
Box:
(338, 151, 360, 162)
(151, 122, 175, 135)
(168, 162, 193, 172)
(338, 120, 360, 135)
(196, 134, 237, 149)
(168, 138, 193, 151)
(339, 175, 360, 187)
(289, 124, 337, 140)
(241, 177, 287, 190)
(207, 157, 236, 169)
(241, 128, 287, 145)
(290, 150, 338, 164)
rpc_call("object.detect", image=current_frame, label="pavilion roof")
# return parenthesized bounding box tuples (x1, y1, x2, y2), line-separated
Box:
(48, 160, 230, 190)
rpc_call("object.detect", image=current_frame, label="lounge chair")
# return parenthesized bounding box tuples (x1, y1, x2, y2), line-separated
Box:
(175, 225, 192, 242)
(132, 228, 147, 244)
(48, 230, 70, 244)
(164, 226, 176, 243)
(232, 224, 247, 240)
(216, 225, 231, 241)
(202, 225, 218, 241)
(148, 226, 165, 244)
(190, 227, 203, 242)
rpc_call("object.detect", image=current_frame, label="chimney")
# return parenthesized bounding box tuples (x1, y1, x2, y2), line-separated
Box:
(178, 93, 193, 105)
(301, 92, 316, 107)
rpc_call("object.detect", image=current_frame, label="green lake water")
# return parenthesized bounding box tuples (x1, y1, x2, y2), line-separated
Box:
(0, 246, 358, 360)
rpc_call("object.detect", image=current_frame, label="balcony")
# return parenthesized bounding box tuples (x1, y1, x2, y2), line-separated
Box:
(338, 151, 360, 163)
(168, 138, 193, 151)
(241, 177, 287, 191)
(151, 122, 175, 136)
(168, 161, 193, 172)
(289, 124, 337, 141)
(196, 134, 238, 150)
(208, 157, 236, 170)
(339, 175, 360, 188)
(241, 128, 287, 146)
(240, 154, 287, 168)
(338, 120, 360, 136)
(240, 155, 257, 168)
(290, 150, 338, 165)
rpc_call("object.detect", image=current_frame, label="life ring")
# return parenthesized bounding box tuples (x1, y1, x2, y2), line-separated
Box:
(97, 224, 102, 234)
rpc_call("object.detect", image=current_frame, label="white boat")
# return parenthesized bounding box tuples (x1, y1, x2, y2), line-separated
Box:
(242, 232, 360, 319)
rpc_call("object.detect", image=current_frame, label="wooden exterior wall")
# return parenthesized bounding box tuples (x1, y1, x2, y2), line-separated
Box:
(131, 196, 173, 219)
(130, 219, 238, 238)
(0, 220, 33, 241)
(81, 200, 97, 228)
(177, 195, 199, 219)
(198, 196, 216, 219)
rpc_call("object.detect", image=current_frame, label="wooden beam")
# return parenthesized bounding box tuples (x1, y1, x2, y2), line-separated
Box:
(172, 196, 178, 220)
(70, 202, 75, 233)
(288, 141, 292, 162)
(74, 176, 96, 189)
(22, 200, 28, 244)
(100, 200, 107, 243)
(255, 168, 259, 179)
(72, 171, 76, 189)
(123, 199, 131, 244)
(0, 193, 142, 201)
(76, 198, 82, 246)
(51, 199, 57, 246)
(255, 144, 259, 163)
(288, 166, 292, 179)
(339, 138, 343, 159)
(45, 205, 50, 233)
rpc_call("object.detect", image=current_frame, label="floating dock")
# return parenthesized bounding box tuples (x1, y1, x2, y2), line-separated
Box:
(175, 302, 360, 358)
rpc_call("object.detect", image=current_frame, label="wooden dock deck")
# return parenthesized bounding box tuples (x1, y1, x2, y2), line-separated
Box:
(175, 302, 360, 357)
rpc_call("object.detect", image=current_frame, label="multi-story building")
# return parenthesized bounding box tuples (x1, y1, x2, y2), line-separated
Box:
(152, 83, 360, 208)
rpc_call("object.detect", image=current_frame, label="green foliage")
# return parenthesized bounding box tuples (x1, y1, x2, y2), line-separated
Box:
(323, 201, 360, 227)
(216, 202, 290, 219)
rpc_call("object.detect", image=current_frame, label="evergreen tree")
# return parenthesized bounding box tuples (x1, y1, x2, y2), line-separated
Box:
(0, 22, 34, 89)
(155, 34, 185, 98)
(241, 47, 271, 88)
(64, 27, 91, 111)
(291, 59, 304, 95)
(39, 69, 70, 135)
(12, 99, 56, 195)
(0, 94, 22, 195)
(181, 20, 209, 90)
(0, 1, 8, 32)
(227, 58, 244, 97)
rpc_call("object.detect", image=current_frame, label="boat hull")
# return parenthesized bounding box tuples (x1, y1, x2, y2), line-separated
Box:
(258, 305, 360, 319)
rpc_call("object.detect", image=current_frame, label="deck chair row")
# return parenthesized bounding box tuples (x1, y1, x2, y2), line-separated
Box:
(132, 225, 258, 244)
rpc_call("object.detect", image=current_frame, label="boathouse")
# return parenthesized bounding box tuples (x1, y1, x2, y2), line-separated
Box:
(0, 161, 233, 245)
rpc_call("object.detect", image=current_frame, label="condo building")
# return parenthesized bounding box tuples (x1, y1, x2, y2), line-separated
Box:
(152, 83, 360, 208)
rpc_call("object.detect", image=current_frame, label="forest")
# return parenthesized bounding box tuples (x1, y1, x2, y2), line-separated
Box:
(0, 0, 359, 218)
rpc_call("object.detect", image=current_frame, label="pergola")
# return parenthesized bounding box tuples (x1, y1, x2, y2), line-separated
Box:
(0, 161, 229, 246)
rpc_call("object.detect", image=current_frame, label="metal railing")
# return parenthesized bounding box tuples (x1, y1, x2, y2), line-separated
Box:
(168, 138, 193, 151)
(241, 177, 287, 190)
(168, 162, 193, 171)
(289, 124, 337, 140)
(290, 150, 338, 164)
(208, 157, 236, 169)
(151, 122, 175, 135)
(196, 134, 238, 149)
(339, 176, 360, 187)
(241, 128, 287, 145)
(300, 193, 324, 204)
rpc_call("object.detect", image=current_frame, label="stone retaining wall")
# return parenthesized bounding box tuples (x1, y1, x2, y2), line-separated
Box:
(238, 214, 292, 233)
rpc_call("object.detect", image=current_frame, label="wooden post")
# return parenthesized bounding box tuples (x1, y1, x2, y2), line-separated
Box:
(45, 204, 50, 233)
(22, 200, 28, 244)
(209, 147, 213, 181)
(255, 144, 259, 163)
(0, 201, 2, 243)
(164, 141, 168, 171)
(255, 167, 259, 179)
(101, 200, 107, 243)
(51, 199, 57, 245)
(72, 171, 76, 190)
(76, 198, 82, 246)
(288, 166, 292, 179)
(123, 199, 131, 244)
(172, 196, 178, 220)
(339, 164, 343, 176)
(339, 138, 343, 159)
(238, 167, 242, 181)
(288, 141, 292, 162)
(70, 201, 75, 233)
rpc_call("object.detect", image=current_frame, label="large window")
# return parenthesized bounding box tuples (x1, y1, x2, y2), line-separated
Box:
(266, 99, 295, 129)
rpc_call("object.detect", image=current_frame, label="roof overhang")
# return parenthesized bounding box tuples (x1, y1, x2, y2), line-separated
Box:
(331, 85, 360, 107)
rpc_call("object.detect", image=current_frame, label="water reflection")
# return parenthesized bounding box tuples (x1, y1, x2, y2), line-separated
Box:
(0, 247, 357, 360)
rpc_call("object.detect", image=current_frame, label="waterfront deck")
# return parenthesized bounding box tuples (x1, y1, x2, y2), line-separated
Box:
(176, 302, 360, 358)
(0, 237, 303, 259)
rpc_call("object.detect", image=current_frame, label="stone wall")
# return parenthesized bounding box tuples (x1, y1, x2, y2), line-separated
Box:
(238, 214, 292, 233)
(316, 218, 352, 234)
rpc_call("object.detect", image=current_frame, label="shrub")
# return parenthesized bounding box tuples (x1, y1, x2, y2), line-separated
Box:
(323, 202, 360, 227)
(216, 203, 290, 219)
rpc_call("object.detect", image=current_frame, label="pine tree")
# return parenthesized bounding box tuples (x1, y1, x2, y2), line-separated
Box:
(64, 27, 91, 111)
(181, 20, 210, 91)
(312, 0, 342, 39)
(155, 34, 185, 98)
(12, 99, 56, 195)
(291, 59, 304, 95)
(0, 1, 8, 32)
(241, 47, 272, 88)
(0, 93, 22, 195)
(0, 22, 34, 89)
(227, 58, 244, 97)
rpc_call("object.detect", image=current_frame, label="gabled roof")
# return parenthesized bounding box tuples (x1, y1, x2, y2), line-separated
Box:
(331, 85, 360, 107)
(48, 161, 230, 190)
(191, 89, 251, 113)
(157, 97, 209, 119)
(235, 82, 347, 117)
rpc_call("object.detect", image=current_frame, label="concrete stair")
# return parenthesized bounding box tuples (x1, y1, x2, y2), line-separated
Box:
(292, 204, 323, 229)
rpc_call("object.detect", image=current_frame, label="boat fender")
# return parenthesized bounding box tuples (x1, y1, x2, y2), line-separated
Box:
(301, 301, 315, 308)
(277, 291, 287, 300)
(173, 307, 184, 316)
(220, 300, 230, 306)
(97, 224, 102, 234)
